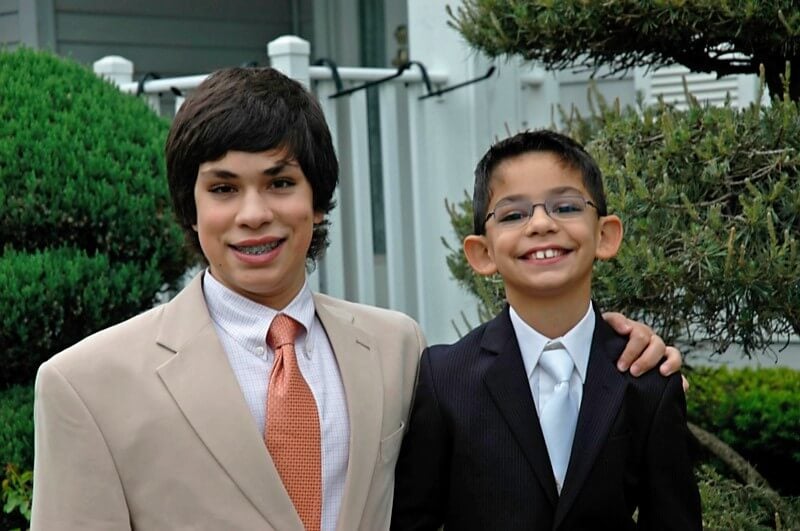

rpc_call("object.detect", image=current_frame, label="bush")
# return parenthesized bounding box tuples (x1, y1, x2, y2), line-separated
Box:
(688, 367, 800, 495)
(0, 385, 33, 473)
(0, 385, 33, 529)
(697, 464, 800, 530)
(0, 48, 192, 386)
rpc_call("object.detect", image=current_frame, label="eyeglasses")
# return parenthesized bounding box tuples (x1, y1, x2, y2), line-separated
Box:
(484, 195, 598, 228)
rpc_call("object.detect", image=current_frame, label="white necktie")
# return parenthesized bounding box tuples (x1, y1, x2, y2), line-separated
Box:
(539, 342, 578, 493)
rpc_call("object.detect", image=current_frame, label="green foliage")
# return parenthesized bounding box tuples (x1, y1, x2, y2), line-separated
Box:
(697, 464, 800, 530)
(450, 0, 800, 100)
(0, 386, 33, 531)
(0, 385, 33, 473)
(590, 97, 800, 355)
(0, 48, 192, 386)
(446, 96, 800, 356)
(2, 464, 32, 527)
(0, 249, 164, 384)
(688, 367, 800, 495)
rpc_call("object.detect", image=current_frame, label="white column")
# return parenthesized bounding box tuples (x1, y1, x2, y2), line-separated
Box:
(406, 0, 492, 343)
(93, 56, 134, 87)
(315, 82, 347, 300)
(267, 35, 311, 88)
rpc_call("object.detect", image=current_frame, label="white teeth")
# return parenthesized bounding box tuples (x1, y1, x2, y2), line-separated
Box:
(236, 241, 281, 255)
(533, 249, 563, 260)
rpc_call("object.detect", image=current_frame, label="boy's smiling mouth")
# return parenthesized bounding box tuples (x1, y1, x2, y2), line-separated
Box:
(230, 238, 285, 255)
(520, 246, 571, 261)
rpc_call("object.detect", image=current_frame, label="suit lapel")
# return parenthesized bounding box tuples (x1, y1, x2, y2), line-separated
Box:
(313, 294, 383, 531)
(482, 307, 559, 506)
(555, 309, 628, 526)
(155, 274, 302, 530)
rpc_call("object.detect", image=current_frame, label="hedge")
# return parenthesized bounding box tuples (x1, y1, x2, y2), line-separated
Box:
(0, 48, 192, 386)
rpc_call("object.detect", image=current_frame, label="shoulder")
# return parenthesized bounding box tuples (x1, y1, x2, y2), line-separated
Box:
(313, 292, 423, 334)
(43, 304, 164, 373)
(423, 318, 493, 370)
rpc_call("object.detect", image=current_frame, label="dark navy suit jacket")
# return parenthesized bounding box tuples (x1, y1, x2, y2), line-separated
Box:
(391, 305, 701, 530)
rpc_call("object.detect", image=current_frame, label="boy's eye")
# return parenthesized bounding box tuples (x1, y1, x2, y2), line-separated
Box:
(271, 178, 295, 189)
(497, 209, 528, 223)
(209, 184, 236, 194)
(550, 199, 584, 215)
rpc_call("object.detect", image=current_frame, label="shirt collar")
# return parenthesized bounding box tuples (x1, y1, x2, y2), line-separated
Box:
(510, 302, 595, 383)
(202, 269, 316, 356)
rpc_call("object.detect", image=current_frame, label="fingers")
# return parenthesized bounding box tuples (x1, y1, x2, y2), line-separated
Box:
(681, 374, 690, 392)
(602, 311, 633, 336)
(656, 346, 683, 376)
(613, 318, 655, 373)
(627, 332, 665, 376)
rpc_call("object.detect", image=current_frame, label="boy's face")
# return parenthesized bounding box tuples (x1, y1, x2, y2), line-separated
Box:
(464, 151, 622, 305)
(193, 149, 323, 309)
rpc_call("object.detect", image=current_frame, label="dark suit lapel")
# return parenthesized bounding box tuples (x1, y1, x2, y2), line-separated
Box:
(155, 274, 303, 530)
(482, 307, 559, 506)
(555, 308, 628, 526)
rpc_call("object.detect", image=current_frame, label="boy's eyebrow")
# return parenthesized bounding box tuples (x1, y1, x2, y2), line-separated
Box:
(198, 168, 237, 179)
(263, 159, 299, 176)
(493, 186, 586, 204)
(548, 186, 584, 196)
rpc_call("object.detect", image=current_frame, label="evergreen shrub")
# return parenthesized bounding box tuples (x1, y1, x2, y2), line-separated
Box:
(0, 385, 33, 473)
(688, 367, 800, 495)
(697, 464, 800, 530)
(0, 385, 33, 528)
(0, 49, 192, 386)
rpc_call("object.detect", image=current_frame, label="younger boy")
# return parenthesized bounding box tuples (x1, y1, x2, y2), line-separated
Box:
(392, 130, 701, 530)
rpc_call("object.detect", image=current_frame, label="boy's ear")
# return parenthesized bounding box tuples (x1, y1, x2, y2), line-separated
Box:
(595, 214, 623, 259)
(313, 211, 324, 224)
(463, 234, 498, 276)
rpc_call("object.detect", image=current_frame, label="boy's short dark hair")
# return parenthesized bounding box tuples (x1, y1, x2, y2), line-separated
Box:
(472, 130, 607, 235)
(166, 67, 338, 263)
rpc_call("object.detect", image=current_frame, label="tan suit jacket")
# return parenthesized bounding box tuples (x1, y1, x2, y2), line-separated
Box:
(31, 274, 424, 530)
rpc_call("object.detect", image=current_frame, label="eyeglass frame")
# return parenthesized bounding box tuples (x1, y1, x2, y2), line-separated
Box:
(483, 195, 600, 228)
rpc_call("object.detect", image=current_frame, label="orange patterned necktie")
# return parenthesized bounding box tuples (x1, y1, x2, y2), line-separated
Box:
(265, 313, 322, 531)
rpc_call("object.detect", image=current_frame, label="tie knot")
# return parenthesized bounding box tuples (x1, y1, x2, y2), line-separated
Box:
(267, 314, 304, 349)
(539, 342, 573, 383)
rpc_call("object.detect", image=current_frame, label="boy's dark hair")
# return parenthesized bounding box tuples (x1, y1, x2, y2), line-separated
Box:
(472, 129, 607, 235)
(166, 67, 338, 263)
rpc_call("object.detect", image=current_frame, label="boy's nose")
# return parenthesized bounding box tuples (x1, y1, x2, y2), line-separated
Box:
(236, 192, 274, 227)
(524, 204, 557, 234)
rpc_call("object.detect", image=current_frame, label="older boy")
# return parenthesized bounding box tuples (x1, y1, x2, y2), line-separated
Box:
(32, 71, 680, 531)
(392, 130, 701, 530)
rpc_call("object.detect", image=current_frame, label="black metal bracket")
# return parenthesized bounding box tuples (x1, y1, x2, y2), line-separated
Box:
(313, 58, 344, 93)
(328, 62, 411, 99)
(418, 65, 496, 100)
(406, 61, 433, 94)
(136, 72, 161, 96)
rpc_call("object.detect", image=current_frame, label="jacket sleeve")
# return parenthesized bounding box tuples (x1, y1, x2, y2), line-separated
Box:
(390, 348, 449, 531)
(637, 372, 702, 530)
(31, 361, 131, 531)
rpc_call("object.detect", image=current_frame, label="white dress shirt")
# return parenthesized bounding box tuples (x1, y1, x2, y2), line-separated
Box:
(203, 271, 349, 531)
(510, 303, 595, 415)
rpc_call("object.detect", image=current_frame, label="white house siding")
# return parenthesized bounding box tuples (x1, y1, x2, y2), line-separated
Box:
(1, 0, 314, 77)
(645, 64, 742, 109)
(555, 67, 637, 121)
